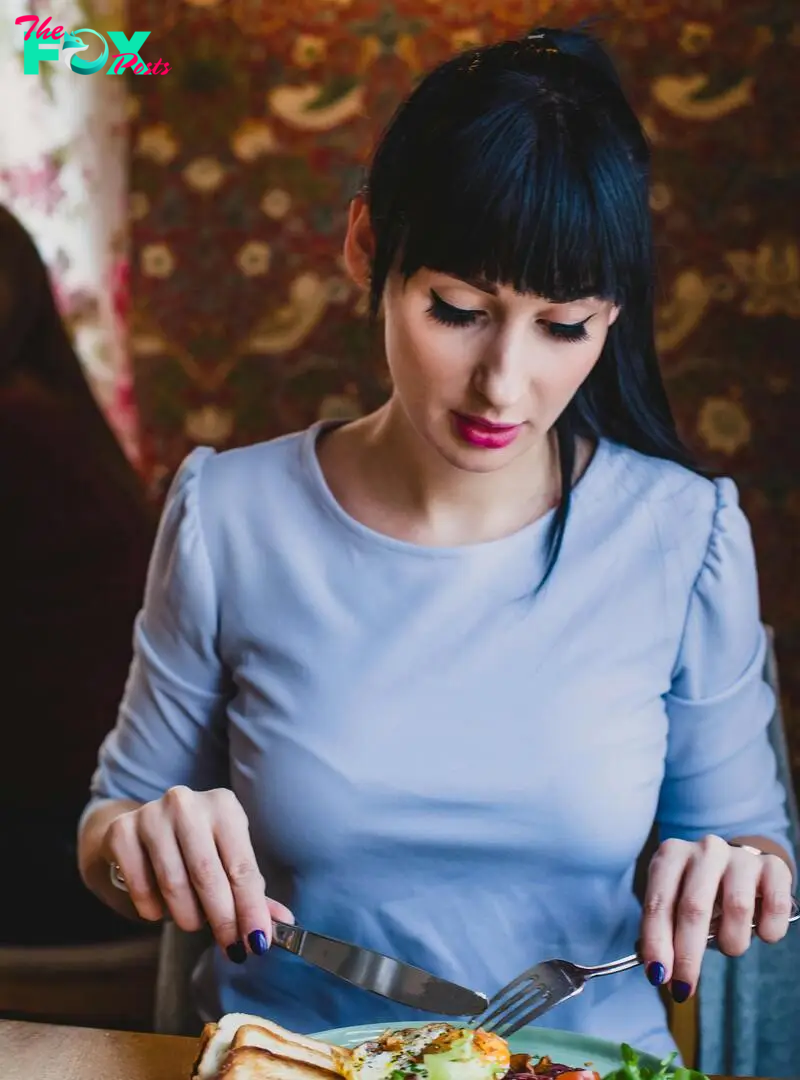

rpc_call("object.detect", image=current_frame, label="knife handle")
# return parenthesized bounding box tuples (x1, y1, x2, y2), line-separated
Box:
(272, 920, 304, 954)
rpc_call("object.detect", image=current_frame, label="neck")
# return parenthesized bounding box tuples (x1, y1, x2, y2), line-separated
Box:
(351, 399, 562, 546)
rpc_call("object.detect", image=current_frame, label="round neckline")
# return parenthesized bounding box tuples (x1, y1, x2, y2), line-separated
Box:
(300, 419, 609, 559)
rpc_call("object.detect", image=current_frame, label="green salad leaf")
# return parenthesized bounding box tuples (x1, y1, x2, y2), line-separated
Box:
(602, 1043, 710, 1080)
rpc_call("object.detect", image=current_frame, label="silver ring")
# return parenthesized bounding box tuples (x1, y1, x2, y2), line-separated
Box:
(109, 861, 129, 892)
(728, 842, 765, 858)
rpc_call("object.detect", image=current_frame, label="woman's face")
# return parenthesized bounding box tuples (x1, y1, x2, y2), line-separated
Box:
(382, 267, 619, 473)
(343, 199, 619, 473)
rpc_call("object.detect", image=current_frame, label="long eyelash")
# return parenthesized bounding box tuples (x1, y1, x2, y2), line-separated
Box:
(546, 320, 590, 343)
(426, 290, 591, 341)
(427, 289, 479, 327)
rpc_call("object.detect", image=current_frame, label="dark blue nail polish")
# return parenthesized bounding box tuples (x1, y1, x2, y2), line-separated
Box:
(226, 940, 247, 964)
(671, 980, 691, 1003)
(248, 929, 268, 956)
(646, 961, 666, 987)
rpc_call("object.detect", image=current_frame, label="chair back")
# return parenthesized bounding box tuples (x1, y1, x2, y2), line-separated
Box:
(153, 921, 209, 1035)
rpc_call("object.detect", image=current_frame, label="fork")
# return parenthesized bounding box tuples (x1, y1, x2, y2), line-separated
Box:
(470, 896, 800, 1038)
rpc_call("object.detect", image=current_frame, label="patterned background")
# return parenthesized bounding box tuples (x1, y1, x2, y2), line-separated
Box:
(125, 0, 799, 785)
(2, 0, 138, 460)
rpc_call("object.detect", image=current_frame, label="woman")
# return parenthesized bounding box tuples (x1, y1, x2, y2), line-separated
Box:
(0, 205, 156, 944)
(78, 28, 795, 1054)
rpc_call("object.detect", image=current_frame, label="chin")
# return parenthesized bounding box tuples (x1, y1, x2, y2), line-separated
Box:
(429, 432, 527, 474)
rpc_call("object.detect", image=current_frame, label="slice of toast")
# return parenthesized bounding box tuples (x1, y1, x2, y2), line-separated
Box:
(193, 1014, 290, 1080)
(192, 1012, 351, 1080)
(218, 1047, 342, 1080)
(231, 1024, 346, 1072)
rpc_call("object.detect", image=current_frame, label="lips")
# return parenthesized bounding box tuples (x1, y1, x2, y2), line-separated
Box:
(451, 412, 522, 449)
(456, 413, 519, 432)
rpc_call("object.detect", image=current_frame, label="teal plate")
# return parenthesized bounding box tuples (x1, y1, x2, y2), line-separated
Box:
(311, 1021, 664, 1076)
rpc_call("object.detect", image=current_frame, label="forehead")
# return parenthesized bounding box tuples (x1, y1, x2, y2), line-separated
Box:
(412, 268, 609, 307)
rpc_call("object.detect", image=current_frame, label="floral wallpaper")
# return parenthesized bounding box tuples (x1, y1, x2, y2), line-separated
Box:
(128, 0, 799, 785)
(3, 0, 141, 464)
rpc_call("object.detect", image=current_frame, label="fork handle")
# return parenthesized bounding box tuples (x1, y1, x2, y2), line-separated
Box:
(585, 896, 800, 979)
(584, 952, 642, 978)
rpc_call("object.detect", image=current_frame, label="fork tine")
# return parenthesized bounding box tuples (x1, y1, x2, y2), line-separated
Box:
(493, 992, 558, 1039)
(475, 982, 540, 1033)
(470, 970, 536, 1030)
(489, 987, 551, 1038)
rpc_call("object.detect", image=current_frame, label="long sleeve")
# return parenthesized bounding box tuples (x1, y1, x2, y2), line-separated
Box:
(657, 478, 793, 858)
(90, 447, 230, 805)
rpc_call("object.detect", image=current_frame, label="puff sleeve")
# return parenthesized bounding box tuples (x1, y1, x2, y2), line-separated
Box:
(657, 479, 793, 861)
(89, 448, 230, 805)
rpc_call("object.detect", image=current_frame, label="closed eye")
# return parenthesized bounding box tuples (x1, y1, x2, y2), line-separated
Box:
(427, 289, 594, 342)
(542, 318, 591, 343)
(427, 289, 480, 327)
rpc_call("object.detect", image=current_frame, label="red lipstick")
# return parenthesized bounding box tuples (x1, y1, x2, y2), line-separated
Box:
(452, 412, 522, 449)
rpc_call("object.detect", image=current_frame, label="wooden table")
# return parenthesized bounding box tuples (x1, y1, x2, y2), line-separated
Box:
(0, 1020, 196, 1080)
(0, 1019, 770, 1080)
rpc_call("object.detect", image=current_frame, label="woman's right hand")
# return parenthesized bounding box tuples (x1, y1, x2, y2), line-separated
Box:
(102, 785, 294, 963)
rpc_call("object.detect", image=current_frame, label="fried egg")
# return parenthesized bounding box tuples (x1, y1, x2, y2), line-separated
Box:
(341, 1025, 510, 1080)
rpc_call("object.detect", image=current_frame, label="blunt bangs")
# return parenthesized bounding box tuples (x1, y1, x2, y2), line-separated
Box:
(367, 49, 652, 317)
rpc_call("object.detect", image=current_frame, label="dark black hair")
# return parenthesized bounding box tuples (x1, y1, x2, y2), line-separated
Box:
(0, 203, 150, 513)
(363, 26, 697, 582)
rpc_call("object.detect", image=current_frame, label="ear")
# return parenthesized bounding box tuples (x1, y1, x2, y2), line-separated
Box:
(608, 303, 621, 327)
(343, 195, 374, 290)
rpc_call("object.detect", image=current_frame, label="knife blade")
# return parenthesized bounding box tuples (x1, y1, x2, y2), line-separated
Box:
(272, 920, 488, 1017)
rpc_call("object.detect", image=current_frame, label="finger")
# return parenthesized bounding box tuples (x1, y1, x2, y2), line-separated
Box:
(640, 838, 692, 985)
(714, 853, 760, 956)
(139, 799, 206, 933)
(210, 789, 273, 955)
(268, 897, 295, 925)
(105, 812, 164, 922)
(755, 855, 794, 944)
(672, 835, 730, 998)
(164, 789, 241, 950)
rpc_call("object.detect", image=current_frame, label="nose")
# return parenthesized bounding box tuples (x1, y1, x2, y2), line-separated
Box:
(471, 327, 531, 411)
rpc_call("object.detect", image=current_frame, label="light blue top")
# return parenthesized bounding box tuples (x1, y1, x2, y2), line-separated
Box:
(90, 421, 791, 1057)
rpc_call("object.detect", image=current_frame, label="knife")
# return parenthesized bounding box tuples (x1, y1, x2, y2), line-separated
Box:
(109, 862, 487, 1015)
(271, 920, 488, 1016)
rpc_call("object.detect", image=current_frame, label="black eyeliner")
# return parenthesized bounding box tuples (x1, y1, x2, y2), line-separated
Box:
(427, 289, 479, 327)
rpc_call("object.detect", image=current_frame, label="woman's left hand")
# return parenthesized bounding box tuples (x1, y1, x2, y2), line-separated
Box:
(640, 834, 794, 1002)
